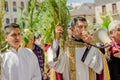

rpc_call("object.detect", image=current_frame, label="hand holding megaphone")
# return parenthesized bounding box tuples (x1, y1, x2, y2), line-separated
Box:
(96, 28, 120, 54)
(109, 41, 120, 54)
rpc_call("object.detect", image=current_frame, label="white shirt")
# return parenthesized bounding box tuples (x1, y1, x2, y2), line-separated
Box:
(1, 47, 41, 80)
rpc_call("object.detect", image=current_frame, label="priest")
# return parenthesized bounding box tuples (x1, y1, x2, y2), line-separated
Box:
(47, 17, 110, 80)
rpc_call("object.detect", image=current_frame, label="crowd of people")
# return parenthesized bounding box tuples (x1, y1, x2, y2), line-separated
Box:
(0, 16, 120, 80)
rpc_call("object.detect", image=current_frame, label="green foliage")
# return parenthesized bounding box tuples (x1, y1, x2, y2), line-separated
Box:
(39, 0, 71, 43)
(21, 28, 35, 47)
(18, 0, 70, 44)
(22, 36, 29, 44)
(101, 14, 111, 29)
(18, 0, 37, 30)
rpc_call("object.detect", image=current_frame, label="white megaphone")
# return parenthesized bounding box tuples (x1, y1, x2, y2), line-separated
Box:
(96, 28, 112, 44)
(95, 28, 120, 54)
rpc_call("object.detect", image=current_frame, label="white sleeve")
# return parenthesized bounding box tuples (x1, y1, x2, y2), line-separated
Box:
(47, 46, 66, 73)
(81, 46, 103, 74)
(53, 39, 59, 53)
(47, 39, 59, 62)
(47, 46, 55, 62)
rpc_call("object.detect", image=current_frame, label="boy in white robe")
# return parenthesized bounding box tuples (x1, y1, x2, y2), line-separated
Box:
(0, 23, 41, 80)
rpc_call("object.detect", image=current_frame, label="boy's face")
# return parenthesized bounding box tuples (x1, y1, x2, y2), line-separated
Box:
(112, 23, 120, 43)
(5, 28, 21, 49)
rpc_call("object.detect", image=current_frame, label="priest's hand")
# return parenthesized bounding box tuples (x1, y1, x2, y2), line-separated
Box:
(55, 23, 63, 39)
(104, 43, 111, 56)
(81, 31, 91, 43)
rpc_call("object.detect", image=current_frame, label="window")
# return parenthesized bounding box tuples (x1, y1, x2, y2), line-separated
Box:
(6, 18, 10, 24)
(112, 3, 117, 14)
(21, 1, 24, 10)
(89, 6, 92, 9)
(13, 1, 17, 12)
(5, 1, 9, 12)
(102, 5, 106, 14)
(14, 18, 17, 23)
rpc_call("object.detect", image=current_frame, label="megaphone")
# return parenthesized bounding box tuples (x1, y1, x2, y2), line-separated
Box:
(95, 28, 120, 54)
(95, 28, 112, 44)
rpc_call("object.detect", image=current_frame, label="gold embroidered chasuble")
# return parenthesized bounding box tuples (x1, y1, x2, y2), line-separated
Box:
(66, 40, 97, 80)
(64, 40, 110, 80)
(48, 39, 110, 80)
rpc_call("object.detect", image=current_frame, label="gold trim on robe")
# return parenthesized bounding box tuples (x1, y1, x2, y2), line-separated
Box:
(89, 68, 96, 80)
(98, 50, 110, 80)
(68, 47, 76, 80)
(66, 40, 86, 80)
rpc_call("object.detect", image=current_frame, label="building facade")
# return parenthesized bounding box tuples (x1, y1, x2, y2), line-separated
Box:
(4, 0, 42, 27)
(4, 0, 29, 26)
(95, 0, 120, 24)
(68, 3, 95, 24)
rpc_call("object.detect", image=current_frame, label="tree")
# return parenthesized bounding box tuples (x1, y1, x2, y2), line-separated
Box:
(0, 0, 5, 49)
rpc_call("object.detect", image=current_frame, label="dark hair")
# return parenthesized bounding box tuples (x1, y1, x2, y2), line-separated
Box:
(4, 23, 20, 35)
(70, 17, 87, 28)
(34, 33, 41, 39)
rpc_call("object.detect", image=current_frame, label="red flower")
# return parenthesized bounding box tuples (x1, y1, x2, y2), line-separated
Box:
(44, 43, 50, 52)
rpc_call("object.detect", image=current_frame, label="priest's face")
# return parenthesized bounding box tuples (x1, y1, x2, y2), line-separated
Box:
(5, 28, 21, 50)
(73, 21, 88, 39)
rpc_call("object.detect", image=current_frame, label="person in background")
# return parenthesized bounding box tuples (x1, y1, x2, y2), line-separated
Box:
(34, 32, 44, 47)
(1, 23, 41, 80)
(44, 43, 63, 80)
(26, 31, 45, 80)
(47, 17, 110, 80)
(105, 20, 120, 80)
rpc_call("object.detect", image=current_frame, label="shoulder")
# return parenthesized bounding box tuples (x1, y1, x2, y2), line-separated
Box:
(35, 44, 41, 48)
(19, 47, 38, 60)
(1, 50, 17, 63)
(19, 47, 33, 53)
(1, 50, 13, 58)
(35, 44, 43, 51)
(19, 47, 36, 56)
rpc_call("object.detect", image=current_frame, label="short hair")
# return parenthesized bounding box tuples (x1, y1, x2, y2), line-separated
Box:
(108, 20, 120, 31)
(34, 32, 41, 39)
(4, 23, 20, 35)
(70, 17, 87, 28)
